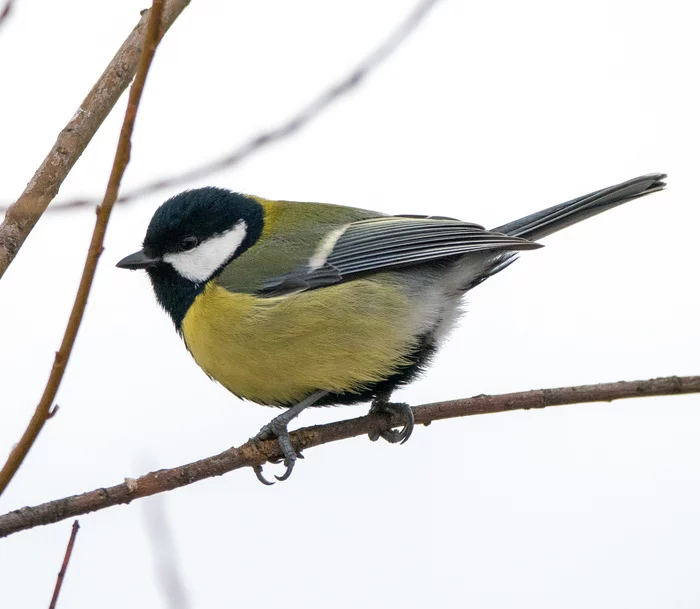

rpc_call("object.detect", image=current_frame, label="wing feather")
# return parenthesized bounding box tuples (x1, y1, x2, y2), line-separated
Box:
(259, 215, 539, 297)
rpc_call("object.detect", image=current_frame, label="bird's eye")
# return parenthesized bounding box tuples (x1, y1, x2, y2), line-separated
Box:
(179, 236, 199, 251)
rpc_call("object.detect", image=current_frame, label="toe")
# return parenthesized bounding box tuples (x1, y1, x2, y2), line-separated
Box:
(253, 465, 276, 486)
(274, 458, 296, 482)
(369, 401, 415, 445)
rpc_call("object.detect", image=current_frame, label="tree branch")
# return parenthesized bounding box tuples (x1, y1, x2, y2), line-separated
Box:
(48, 520, 80, 609)
(0, 375, 697, 538)
(0, 0, 189, 278)
(0, 0, 166, 497)
(26, 0, 443, 212)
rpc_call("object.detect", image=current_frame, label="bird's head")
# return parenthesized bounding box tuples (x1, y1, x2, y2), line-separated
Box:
(117, 187, 264, 326)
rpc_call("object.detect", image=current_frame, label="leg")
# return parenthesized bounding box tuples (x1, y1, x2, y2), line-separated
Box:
(368, 392, 415, 445)
(252, 390, 328, 485)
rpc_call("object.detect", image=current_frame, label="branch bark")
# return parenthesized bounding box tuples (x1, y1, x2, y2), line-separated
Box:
(0, 375, 697, 538)
(0, 0, 166, 497)
(0, 0, 189, 278)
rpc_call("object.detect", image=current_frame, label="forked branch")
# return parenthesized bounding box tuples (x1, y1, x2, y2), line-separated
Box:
(0, 0, 189, 277)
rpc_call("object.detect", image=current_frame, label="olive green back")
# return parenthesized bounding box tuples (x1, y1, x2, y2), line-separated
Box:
(214, 197, 381, 294)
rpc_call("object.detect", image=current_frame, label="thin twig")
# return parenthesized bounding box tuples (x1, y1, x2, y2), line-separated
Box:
(0, 0, 189, 278)
(0, 375, 697, 538)
(0, 0, 14, 31)
(0, 0, 166, 497)
(48, 520, 80, 609)
(28, 0, 443, 212)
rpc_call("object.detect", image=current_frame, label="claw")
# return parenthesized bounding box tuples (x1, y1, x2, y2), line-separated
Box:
(368, 400, 415, 445)
(253, 454, 299, 484)
(253, 465, 276, 486)
(249, 390, 328, 486)
(275, 459, 296, 482)
(251, 423, 298, 485)
(378, 427, 407, 444)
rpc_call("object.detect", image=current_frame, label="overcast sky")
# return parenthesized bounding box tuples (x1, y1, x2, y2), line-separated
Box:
(1, 1, 699, 607)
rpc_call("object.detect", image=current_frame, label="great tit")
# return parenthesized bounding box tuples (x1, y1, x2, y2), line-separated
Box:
(117, 173, 666, 484)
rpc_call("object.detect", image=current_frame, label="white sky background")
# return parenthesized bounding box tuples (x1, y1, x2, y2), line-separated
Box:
(0, 0, 699, 607)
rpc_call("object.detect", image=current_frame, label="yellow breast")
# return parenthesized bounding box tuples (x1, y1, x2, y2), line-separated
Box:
(180, 279, 416, 406)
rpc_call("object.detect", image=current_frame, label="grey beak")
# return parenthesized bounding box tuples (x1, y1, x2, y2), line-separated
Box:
(116, 249, 160, 270)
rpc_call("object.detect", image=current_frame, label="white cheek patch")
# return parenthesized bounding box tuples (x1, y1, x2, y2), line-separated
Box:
(163, 221, 247, 283)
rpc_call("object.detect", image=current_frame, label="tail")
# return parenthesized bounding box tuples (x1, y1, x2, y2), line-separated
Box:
(493, 173, 666, 241)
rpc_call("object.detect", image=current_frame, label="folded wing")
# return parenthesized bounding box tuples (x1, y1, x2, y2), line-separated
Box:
(259, 215, 540, 296)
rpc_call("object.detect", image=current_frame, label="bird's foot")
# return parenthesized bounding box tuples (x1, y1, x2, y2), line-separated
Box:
(250, 390, 328, 485)
(252, 416, 300, 485)
(368, 400, 414, 445)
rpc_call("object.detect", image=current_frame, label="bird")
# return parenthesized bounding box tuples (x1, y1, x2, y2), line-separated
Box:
(117, 173, 666, 484)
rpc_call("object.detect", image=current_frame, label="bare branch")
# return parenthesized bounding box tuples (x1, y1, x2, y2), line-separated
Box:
(0, 0, 166, 497)
(30, 0, 443, 212)
(0, 0, 189, 278)
(0, 375, 697, 538)
(48, 520, 80, 609)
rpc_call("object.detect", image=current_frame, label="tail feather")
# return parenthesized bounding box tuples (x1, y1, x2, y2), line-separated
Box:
(493, 173, 666, 242)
